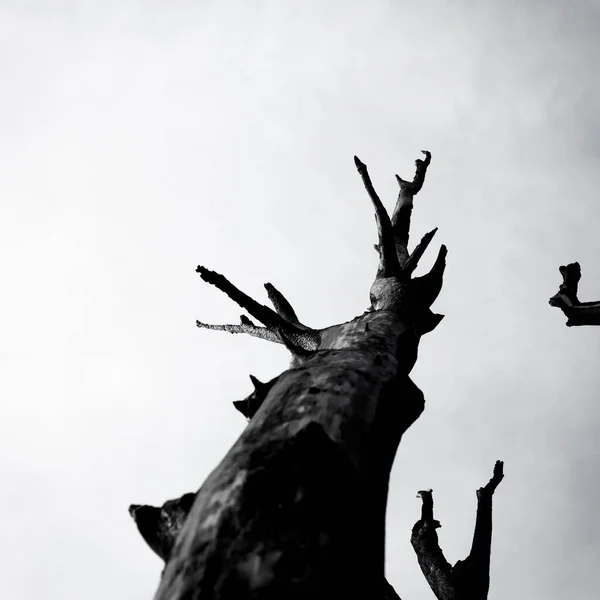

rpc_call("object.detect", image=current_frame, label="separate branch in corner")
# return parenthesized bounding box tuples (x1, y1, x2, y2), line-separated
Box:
(549, 262, 600, 326)
(410, 461, 504, 600)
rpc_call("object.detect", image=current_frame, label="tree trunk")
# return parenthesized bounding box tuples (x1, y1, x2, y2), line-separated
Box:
(134, 152, 447, 599)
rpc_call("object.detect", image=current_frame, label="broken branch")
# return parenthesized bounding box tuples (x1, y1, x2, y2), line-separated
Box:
(196, 266, 288, 330)
(549, 262, 600, 326)
(195, 320, 282, 344)
(391, 151, 432, 266)
(402, 227, 438, 276)
(354, 155, 399, 276)
(410, 461, 504, 600)
(410, 244, 447, 309)
(264, 282, 302, 325)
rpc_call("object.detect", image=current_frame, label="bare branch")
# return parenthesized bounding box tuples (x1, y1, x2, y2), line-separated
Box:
(478, 460, 504, 497)
(354, 155, 399, 276)
(196, 320, 282, 344)
(410, 461, 504, 600)
(410, 245, 447, 309)
(395, 150, 431, 196)
(264, 282, 302, 325)
(410, 489, 453, 599)
(196, 266, 288, 330)
(402, 227, 438, 275)
(416, 489, 435, 522)
(549, 262, 600, 326)
(391, 151, 432, 265)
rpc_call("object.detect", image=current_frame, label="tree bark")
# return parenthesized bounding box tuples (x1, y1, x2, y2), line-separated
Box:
(130, 489, 405, 599)
(132, 152, 446, 599)
(549, 262, 600, 326)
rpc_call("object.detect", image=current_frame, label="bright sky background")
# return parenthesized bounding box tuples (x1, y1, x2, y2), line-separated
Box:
(1, 1, 599, 599)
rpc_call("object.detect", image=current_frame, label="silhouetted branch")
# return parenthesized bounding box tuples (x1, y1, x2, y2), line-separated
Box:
(410, 490, 452, 599)
(549, 262, 600, 326)
(196, 266, 288, 330)
(410, 245, 447, 309)
(410, 461, 504, 600)
(391, 151, 432, 266)
(196, 267, 322, 356)
(354, 156, 399, 277)
(264, 282, 303, 326)
(402, 227, 438, 276)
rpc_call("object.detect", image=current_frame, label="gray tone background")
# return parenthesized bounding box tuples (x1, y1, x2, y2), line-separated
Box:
(1, 1, 599, 598)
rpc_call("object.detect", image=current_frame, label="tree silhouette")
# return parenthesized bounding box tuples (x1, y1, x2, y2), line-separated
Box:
(129, 152, 503, 599)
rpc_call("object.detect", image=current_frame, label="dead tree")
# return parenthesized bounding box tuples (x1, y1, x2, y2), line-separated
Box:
(549, 262, 600, 325)
(131, 152, 452, 599)
(410, 461, 504, 600)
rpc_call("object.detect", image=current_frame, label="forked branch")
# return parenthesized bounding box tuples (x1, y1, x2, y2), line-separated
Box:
(410, 461, 504, 600)
(196, 266, 288, 330)
(196, 266, 321, 350)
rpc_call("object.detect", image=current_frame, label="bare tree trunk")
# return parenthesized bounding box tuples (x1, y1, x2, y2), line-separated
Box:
(132, 152, 447, 599)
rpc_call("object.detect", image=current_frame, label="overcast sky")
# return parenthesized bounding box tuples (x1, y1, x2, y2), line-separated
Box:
(1, 1, 599, 598)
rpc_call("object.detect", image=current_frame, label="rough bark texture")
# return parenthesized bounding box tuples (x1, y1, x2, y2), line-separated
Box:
(131, 152, 447, 599)
(549, 262, 600, 326)
(130, 488, 404, 598)
(410, 461, 504, 600)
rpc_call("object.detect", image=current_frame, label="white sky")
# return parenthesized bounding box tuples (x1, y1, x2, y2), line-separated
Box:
(1, 1, 599, 598)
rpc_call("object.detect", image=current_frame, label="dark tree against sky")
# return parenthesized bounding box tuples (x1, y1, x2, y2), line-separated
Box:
(130, 153, 503, 600)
